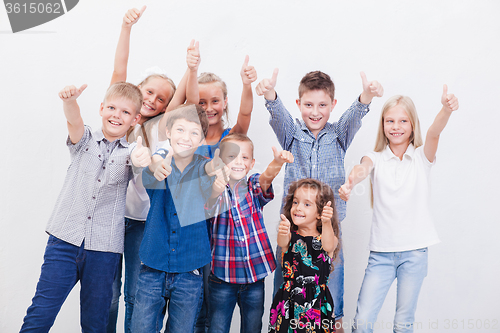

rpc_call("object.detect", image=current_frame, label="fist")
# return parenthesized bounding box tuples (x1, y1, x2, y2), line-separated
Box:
(278, 214, 291, 236)
(339, 174, 354, 202)
(187, 39, 200, 71)
(153, 149, 173, 181)
(321, 201, 334, 223)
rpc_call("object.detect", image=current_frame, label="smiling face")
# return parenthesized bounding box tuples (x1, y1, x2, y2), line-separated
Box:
(290, 186, 321, 233)
(138, 77, 173, 120)
(99, 97, 141, 142)
(220, 140, 255, 183)
(383, 105, 413, 149)
(198, 82, 227, 127)
(166, 118, 204, 158)
(296, 89, 337, 137)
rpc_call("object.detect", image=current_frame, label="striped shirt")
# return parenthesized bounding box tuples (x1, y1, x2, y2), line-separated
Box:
(266, 95, 370, 221)
(45, 126, 135, 253)
(208, 174, 276, 284)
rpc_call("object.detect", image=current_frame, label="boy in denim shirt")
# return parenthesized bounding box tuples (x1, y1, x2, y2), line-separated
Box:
(256, 70, 384, 331)
(21, 82, 149, 332)
(131, 104, 218, 333)
(206, 133, 293, 333)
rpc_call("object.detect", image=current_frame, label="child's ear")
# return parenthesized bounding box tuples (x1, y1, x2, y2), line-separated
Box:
(250, 158, 256, 170)
(296, 99, 301, 108)
(99, 103, 104, 116)
(330, 99, 338, 112)
(165, 128, 171, 140)
(132, 113, 141, 126)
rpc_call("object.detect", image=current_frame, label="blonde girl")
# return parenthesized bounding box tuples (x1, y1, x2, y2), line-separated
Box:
(339, 86, 459, 333)
(269, 178, 339, 333)
(107, 7, 199, 333)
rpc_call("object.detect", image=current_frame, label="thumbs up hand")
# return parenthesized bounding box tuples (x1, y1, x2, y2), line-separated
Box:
(123, 6, 146, 28)
(272, 146, 294, 165)
(240, 55, 257, 85)
(255, 68, 279, 100)
(153, 149, 173, 181)
(441, 84, 459, 113)
(187, 39, 201, 72)
(131, 136, 152, 167)
(359, 71, 384, 104)
(321, 201, 334, 224)
(59, 84, 87, 102)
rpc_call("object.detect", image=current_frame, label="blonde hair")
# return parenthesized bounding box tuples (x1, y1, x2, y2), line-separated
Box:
(138, 74, 176, 106)
(104, 81, 143, 115)
(198, 72, 229, 125)
(374, 95, 423, 152)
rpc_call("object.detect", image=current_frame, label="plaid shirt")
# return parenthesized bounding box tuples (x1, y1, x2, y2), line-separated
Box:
(208, 174, 276, 284)
(266, 95, 370, 221)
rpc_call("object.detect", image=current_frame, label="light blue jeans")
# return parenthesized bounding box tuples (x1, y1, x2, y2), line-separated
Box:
(352, 248, 428, 333)
(131, 264, 204, 333)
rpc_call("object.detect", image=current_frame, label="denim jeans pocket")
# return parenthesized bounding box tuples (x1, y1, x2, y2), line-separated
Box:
(46, 235, 63, 247)
(208, 273, 222, 284)
(188, 268, 203, 277)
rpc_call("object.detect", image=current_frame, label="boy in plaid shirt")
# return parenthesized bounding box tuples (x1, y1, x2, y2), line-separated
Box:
(206, 133, 293, 333)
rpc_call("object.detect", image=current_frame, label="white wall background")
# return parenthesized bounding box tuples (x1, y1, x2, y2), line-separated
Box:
(1, 0, 499, 332)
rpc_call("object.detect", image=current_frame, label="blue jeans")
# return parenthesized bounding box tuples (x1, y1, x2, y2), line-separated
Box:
(194, 263, 211, 333)
(107, 218, 145, 333)
(352, 249, 428, 333)
(273, 237, 345, 319)
(131, 264, 204, 333)
(207, 274, 265, 333)
(20, 235, 120, 333)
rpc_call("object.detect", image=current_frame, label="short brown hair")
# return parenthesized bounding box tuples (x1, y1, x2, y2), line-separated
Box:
(104, 81, 143, 115)
(298, 71, 335, 101)
(282, 178, 340, 265)
(220, 133, 254, 157)
(166, 104, 209, 138)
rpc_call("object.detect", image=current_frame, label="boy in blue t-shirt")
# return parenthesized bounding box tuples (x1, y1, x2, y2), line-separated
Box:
(131, 104, 218, 333)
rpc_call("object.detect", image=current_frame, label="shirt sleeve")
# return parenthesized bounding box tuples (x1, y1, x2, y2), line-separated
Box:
(249, 174, 274, 207)
(334, 98, 370, 151)
(265, 94, 297, 150)
(67, 125, 91, 157)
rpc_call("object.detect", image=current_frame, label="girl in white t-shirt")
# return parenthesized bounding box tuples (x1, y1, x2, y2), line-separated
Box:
(339, 85, 459, 333)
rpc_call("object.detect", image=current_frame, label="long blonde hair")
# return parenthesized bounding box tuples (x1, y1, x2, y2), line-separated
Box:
(374, 95, 423, 152)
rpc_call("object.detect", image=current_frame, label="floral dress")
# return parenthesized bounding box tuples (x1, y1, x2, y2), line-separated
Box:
(269, 231, 335, 333)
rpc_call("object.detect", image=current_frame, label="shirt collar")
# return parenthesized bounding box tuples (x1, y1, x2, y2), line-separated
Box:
(94, 128, 129, 147)
(382, 144, 415, 161)
(297, 119, 335, 139)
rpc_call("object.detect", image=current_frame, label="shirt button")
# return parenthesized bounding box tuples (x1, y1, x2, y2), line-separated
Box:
(172, 249, 175, 252)
(172, 231, 176, 234)
(103, 166, 106, 170)
(301, 138, 304, 142)
(87, 217, 91, 220)
(92, 196, 96, 200)
(98, 155, 101, 158)
(111, 160, 114, 163)
(98, 179, 101, 182)
(312, 148, 316, 151)
(312, 165, 316, 168)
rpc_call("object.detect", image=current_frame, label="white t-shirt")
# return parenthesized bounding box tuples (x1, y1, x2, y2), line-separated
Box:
(364, 144, 440, 252)
(125, 116, 170, 221)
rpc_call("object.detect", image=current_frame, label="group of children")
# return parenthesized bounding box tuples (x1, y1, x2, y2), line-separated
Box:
(19, 6, 459, 333)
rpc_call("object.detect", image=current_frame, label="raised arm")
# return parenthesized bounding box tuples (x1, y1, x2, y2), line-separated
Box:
(424, 84, 459, 163)
(320, 201, 339, 258)
(59, 84, 87, 144)
(339, 156, 374, 201)
(277, 214, 292, 253)
(259, 147, 294, 192)
(230, 56, 257, 135)
(110, 6, 146, 85)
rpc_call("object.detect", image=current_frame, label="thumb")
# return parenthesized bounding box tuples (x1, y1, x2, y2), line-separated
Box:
(213, 148, 220, 161)
(442, 84, 448, 97)
(325, 201, 332, 207)
(360, 71, 368, 86)
(165, 149, 174, 165)
(271, 68, 279, 84)
(280, 214, 290, 223)
(272, 146, 278, 155)
(136, 136, 143, 149)
(139, 5, 146, 15)
(78, 84, 88, 94)
(242, 55, 249, 68)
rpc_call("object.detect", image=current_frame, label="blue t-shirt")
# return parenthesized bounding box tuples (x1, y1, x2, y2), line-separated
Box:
(140, 153, 215, 273)
(195, 128, 231, 158)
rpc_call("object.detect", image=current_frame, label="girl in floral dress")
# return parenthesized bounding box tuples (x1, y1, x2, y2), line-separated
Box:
(270, 178, 340, 333)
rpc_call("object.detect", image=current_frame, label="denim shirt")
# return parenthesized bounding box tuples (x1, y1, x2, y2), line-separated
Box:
(140, 152, 215, 273)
